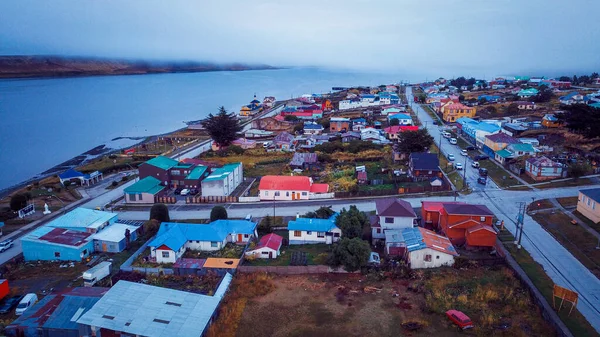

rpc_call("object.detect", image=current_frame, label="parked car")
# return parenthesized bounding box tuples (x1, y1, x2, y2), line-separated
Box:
(449, 138, 458, 145)
(460, 149, 468, 156)
(466, 146, 476, 151)
(0, 295, 23, 314)
(173, 187, 184, 195)
(189, 188, 199, 195)
(442, 131, 451, 139)
(446, 310, 474, 329)
(454, 162, 463, 170)
(448, 154, 455, 161)
(0, 240, 13, 253)
(180, 188, 190, 196)
(479, 168, 488, 177)
(477, 177, 487, 185)
(263, 141, 272, 148)
(15, 293, 38, 316)
(474, 154, 489, 160)
(471, 161, 480, 168)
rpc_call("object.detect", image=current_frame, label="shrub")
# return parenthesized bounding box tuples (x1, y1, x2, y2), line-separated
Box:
(10, 193, 31, 211)
(210, 206, 228, 221)
(121, 176, 129, 182)
(227, 145, 245, 155)
(329, 237, 370, 272)
(150, 204, 170, 222)
(111, 181, 118, 187)
(257, 215, 273, 234)
(143, 219, 161, 236)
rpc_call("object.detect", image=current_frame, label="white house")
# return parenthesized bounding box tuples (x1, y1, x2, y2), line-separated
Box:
(360, 128, 381, 142)
(258, 175, 330, 201)
(388, 113, 413, 125)
(288, 214, 341, 245)
(303, 122, 324, 135)
(245, 233, 283, 259)
(201, 162, 243, 197)
(372, 198, 417, 244)
(148, 220, 257, 263)
(386, 227, 458, 269)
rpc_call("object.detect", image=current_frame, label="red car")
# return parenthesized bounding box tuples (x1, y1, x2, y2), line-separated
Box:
(446, 310, 474, 329)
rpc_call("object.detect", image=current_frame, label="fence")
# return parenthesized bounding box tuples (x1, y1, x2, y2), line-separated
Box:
(154, 196, 177, 204)
(238, 265, 329, 274)
(239, 196, 261, 203)
(309, 192, 335, 200)
(186, 196, 239, 204)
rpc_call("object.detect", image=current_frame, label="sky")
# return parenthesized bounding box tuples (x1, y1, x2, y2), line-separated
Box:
(1, 0, 599, 77)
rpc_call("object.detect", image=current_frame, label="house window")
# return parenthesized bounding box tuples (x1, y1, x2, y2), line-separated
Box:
(480, 217, 486, 222)
(130, 194, 136, 201)
(424, 254, 432, 262)
(244, 234, 249, 238)
(307, 231, 312, 235)
(138, 194, 143, 200)
(302, 192, 308, 196)
(385, 217, 394, 224)
(265, 191, 269, 196)
(294, 231, 301, 237)
(274, 191, 280, 196)
(211, 242, 218, 247)
(317, 232, 325, 238)
(262, 251, 269, 255)
(83, 249, 88, 255)
(588, 199, 591, 206)
(286, 192, 290, 197)
(162, 251, 170, 258)
(54, 252, 61, 258)
(436, 256, 440, 259)
(376, 228, 381, 234)
(334, 233, 340, 237)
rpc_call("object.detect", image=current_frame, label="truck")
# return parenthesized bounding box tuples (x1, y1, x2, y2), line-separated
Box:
(0, 279, 9, 301)
(82, 261, 112, 287)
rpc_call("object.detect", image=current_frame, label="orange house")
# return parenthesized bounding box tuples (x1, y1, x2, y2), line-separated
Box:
(421, 201, 464, 230)
(438, 203, 496, 247)
(440, 102, 476, 122)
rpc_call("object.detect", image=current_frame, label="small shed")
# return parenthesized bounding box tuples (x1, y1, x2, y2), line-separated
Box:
(245, 233, 283, 259)
(465, 224, 497, 248)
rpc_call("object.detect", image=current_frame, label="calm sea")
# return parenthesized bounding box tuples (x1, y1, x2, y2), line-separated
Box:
(0, 67, 422, 191)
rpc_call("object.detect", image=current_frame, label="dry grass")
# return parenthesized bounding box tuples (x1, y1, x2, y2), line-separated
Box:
(527, 199, 555, 212)
(557, 196, 579, 208)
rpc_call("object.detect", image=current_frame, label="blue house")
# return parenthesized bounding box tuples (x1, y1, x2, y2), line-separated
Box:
(457, 118, 501, 148)
(288, 213, 341, 245)
(58, 168, 103, 186)
(477, 95, 501, 103)
(388, 113, 413, 125)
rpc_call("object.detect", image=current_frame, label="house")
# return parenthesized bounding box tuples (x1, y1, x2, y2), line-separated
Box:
(385, 227, 458, 269)
(183, 165, 209, 189)
(439, 203, 496, 247)
(477, 95, 501, 103)
(421, 201, 464, 230)
(77, 276, 232, 337)
(263, 96, 276, 108)
(21, 208, 140, 261)
(245, 129, 274, 139)
(440, 102, 476, 122)
(518, 88, 539, 98)
(506, 143, 536, 157)
(288, 214, 341, 244)
(577, 188, 600, 223)
(382, 107, 403, 116)
(388, 113, 413, 125)
(259, 175, 329, 201)
(289, 152, 319, 170)
(408, 153, 442, 181)
(124, 176, 166, 204)
(58, 168, 103, 186)
(232, 138, 257, 149)
(559, 92, 584, 105)
(525, 156, 564, 181)
(303, 122, 324, 135)
(138, 156, 179, 186)
(383, 125, 418, 140)
(245, 233, 283, 259)
(502, 123, 529, 137)
(168, 162, 196, 188)
(321, 99, 333, 111)
(148, 220, 257, 263)
(6, 287, 108, 337)
(516, 101, 536, 110)
(271, 131, 296, 151)
(482, 132, 519, 157)
(251, 116, 294, 132)
(201, 162, 243, 196)
(360, 128, 382, 142)
(372, 198, 417, 244)
(330, 117, 351, 132)
(540, 79, 571, 89)
(239, 96, 262, 116)
(357, 171, 368, 184)
(542, 114, 562, 128)
(457, 118, 501, 148)
(341, 131, 361, 143)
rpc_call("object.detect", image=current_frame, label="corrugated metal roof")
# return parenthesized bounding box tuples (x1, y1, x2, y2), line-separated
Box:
(92, 223, 139, 243)
(77, 275, 232, 337)
(144, 156, 179, 171)
(203, 162, 241, 182)
(44, 208, 117, 231)
(185, 166, 208, 180)
(124, 176, 165, 195)
(288, 214, 339, 232)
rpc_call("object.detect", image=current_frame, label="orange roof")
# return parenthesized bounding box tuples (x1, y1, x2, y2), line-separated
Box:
(310, 183, 330, 193)
(444, 102, 470, 110)
(203, 258, 240, 269)
(259, 175, 312, 191)
(467, 224, 497, 234)
(418, 227, 458, 256)
(421, 201, 465, 213)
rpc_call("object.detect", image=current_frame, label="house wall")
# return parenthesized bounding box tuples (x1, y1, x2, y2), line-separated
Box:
(440, 214, 494, 244)
(378, 216, 415, 230)
(138, 164, 170, 185)
(183, 178, 202, 189)
(525, 162, 563, 181)
(259, 189, 310, 201)
(22, 240, 94, 262)
(94, 238, 124, 253)
(330, 121, 350, 132)
(289, 228, 341, 244)
(577, 192, 600, 223)
(372, 227, 385, 241)
(154, 246, 184, 264)
(125, 192, 156, 204)
(422, 210, 441, 229)
(185, 238, 227, 251)
(245, 246, 279, 259)
(466, 229, 497, 247)
(202, 179, 226, 196)
(408, 248, 455, 269)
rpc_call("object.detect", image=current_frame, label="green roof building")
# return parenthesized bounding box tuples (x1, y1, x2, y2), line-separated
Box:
(145, 156, 179, 170)
(201, 162, 243, 197)
(124, 176, 165, 204)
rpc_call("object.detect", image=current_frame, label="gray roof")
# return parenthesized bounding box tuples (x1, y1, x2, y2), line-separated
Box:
(77, 274, 232, 337)
(581, 188, 600, 203)
(290, 152, 318, 166)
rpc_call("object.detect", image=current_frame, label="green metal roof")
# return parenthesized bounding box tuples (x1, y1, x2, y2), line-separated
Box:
(185, 166, 208, 180)
(509, 143, 535, 153)
(495, 149, 513, 159)
(173, 163, 193, 169)
(203, 162, 241, 182)
(144, 156, 179, 170)
(124, 176, 165, 195)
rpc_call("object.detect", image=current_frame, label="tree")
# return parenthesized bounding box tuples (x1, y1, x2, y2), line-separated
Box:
(335, 205, 369, 239)
(573, 75, 578, 84)
(478, 97, 488, 105)
(258, 215, 273, 234)
(557, 104, 600, 139)
(210, 205, 228, 221)
(10, 193, 31, 211)
(284, 115, 299, 122)
(318, 118, 330, 130)
(506, 103, 520, 115)
(458, 94, 465, 102)
(143, 219, 160, 236)
(559, 76, 571, 82)
(329, 238, 371, 272)
(304, 206, 335, 219)
(293, 123, 304, 133)
(484, 106, 497, 115)
(396, 129, 434, 154)
(201, 106, 242, 148)
(150, 203, 170, 222)
(533, 85, 553, 103)
(389, 118, 400, 126)
(568, 162, 591, 179)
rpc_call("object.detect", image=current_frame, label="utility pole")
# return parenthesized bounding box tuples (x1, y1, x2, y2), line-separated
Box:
(462, 154, 468, 190)
(515, 202, 526, 249)
(438, 135, 442, 159)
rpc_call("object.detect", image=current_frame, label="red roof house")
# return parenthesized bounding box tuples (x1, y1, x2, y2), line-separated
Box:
(258, 176, 329, 201)
(439, 203, 496, 247)
(245, 233, 283, 259)
(466, 224, 497, 248)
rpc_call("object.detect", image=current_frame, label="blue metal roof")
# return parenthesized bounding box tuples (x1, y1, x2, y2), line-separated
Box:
(59, 168, 89, 180)
(149, 220, 257, 251)
(44, 208, 117, 232)
(388, 113, 412, 120)
(401, 227, 427, 252)
(288, 213, 339, 232)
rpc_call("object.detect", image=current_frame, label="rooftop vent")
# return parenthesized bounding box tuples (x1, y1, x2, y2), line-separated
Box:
(153, 319, 170, 324)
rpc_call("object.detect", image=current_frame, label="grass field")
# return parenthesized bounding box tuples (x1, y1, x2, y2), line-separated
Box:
(535, 178, 594, 189)
(498, 230, 599, 337)
(477, 159, 522, 188)
(557, 196, 579, 208)
(573, 210, 600, 233)
(527, 198, 555, 212)
(213, 267, 556, 337)
(244, 243, 332, 266)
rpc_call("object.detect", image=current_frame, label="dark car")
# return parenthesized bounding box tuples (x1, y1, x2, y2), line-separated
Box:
(189, 188, 199, 196)
(174, 187, 184, 195)
(477, 177, 487, 185)
(0, 295, 23, 314)
(474, 154, 489, 160)
(466, 146, 476, 151)
(479, 168, 488, 177)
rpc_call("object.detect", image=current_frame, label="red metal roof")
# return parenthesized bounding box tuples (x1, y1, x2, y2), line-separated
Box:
(421, 201, 465, 213)
(310, 183, 330, 193)
(255, 233, 283, 251)
(383, 125, 419, 134)
(259, 176, 312, 191)
(39, 228, 92, 247)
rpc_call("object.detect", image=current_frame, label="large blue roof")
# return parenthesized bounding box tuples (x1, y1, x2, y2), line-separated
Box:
(388, 113, 412, 120)
(288, 213, 339, 232)
(59, 168, 89, 180)
(149, 220, 257, 251)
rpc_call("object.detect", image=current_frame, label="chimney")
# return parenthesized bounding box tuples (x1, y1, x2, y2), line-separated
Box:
(296, 212, 300, 219)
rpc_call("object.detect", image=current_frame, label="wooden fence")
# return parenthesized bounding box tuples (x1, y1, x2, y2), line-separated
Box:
(186, 196, 239, 204)
(154, 196, 177, 204)
(238, 265, 329, 274)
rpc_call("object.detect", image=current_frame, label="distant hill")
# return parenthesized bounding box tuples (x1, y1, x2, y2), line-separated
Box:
(0, 56, 278, 78)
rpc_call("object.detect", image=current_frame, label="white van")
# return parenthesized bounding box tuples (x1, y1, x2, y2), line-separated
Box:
(449, 138, 458, 145)
(442, 131, 451, 139)
(15, 293, 38, 315)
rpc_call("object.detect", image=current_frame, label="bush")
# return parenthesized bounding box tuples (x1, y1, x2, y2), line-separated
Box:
(150, 204, 170, 222)
(111, 181, 119, 187)
(108, 154, 118, 159)
(227, 145, 245, 155)
(121, 176, 129, 182)
(63, 180, 72, 187)
(10, 193, 31, 211)
(210, 206, 228, 221)
(143, 219, 161, 236)
(329, 238, 370, 272)
(257, 215, 273, 234)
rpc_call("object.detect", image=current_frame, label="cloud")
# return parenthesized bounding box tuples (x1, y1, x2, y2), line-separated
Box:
(0, 0, 598, 77)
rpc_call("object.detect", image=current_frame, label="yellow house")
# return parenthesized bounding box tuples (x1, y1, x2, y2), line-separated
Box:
(440, 102, 476, 122)
(577, 188, 600, 223)
(483, 133, 519, 151)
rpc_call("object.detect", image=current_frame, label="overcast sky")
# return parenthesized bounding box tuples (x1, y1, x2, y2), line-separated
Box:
(1, 0, 598, 77)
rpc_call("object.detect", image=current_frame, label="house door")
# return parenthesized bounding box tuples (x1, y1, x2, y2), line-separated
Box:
(102, 243, 107, 252)
(238, 234, 242, 242)
(269, 251, 273, 258)
(292, 192, 296, 200)
(326, 233, 333, 244)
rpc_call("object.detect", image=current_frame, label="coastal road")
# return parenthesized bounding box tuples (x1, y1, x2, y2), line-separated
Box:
(405, 87, 501, 192)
